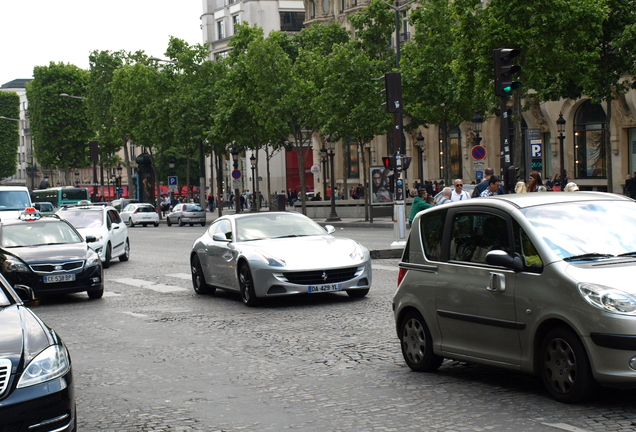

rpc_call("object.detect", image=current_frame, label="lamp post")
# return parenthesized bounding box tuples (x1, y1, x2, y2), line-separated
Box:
(75, 171, 80, 187)
(415, 132, 425, 181)
(471, 111, 483, 146)
(557, 113, 566, 188)
(250, 153, 256, 211)
(231, 149, 241, 213)
(326, 139, 341, 222)
(320, 145, 328, 199)
(116, 164, 123, 198)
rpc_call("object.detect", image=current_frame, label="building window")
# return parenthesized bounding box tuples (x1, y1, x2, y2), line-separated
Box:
(217, 20, 225, 40)
(345, 140, 359, 179)
(232, 15, 240, 34)
(574, 100, 606, 179)
(439, 126, 462, 180)
(280, 12, 304, 32)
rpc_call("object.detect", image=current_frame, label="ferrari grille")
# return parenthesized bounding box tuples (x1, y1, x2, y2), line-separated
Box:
(31, 260, 84, 273)
(283, 267, 358, 285)
(0, 359, 10, 396)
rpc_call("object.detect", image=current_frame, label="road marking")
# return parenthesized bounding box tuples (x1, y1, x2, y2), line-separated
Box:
(167, 273, 191, 280)
(120, 311, 149, 318)
(373, 264, 399, 271)
(111, 277, 187, 293)
(542, 423, 591, 432)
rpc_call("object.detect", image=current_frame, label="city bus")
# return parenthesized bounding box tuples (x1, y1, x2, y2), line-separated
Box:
(31, 187, 90, 209)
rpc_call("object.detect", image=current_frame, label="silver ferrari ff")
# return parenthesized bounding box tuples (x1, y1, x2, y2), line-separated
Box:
(190, 212, 372, 306)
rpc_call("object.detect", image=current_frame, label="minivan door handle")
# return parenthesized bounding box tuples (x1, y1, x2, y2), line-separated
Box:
(487, 272, 506, 292)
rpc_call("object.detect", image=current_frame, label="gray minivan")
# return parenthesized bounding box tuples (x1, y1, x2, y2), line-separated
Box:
(394, 192, 636, 403)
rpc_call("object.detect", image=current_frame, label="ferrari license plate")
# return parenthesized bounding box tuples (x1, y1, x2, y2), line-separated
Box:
(308, 283, 342, 293)
(44, 274, 76, 283)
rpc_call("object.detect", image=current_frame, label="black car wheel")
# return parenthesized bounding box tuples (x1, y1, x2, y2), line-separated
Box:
(200, 222, 206, 227)
(539, 327, 597, 403)
(191, 255, 215, 295)
(239, 264, 258, 307)
(399, 310, 443, 372)
(347, 288, 369, 298)
(102, 243, 112, 269)
(87, 286, 104, 299)
(154, 222, 159, 227)
(178, 218, 185, 227)
(119, 239, 130, 262)
(166, 217, 172, 227)
(128, 218, 135, 227)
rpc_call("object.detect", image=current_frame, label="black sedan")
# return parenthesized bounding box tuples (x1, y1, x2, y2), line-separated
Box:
(0, 276, 75, 431)
(0, 209, 103, 299)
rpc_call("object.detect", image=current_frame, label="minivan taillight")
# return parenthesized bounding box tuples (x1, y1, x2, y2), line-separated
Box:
(397, 267, 408, 286)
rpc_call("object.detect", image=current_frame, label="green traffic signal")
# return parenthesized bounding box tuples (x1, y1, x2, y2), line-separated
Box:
(503, 82, 523, 94)
(493, 48, 522, 97)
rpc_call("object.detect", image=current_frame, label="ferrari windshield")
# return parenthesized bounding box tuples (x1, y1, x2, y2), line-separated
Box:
(521, 200, 636, 260)
(236, 213, 328, 241)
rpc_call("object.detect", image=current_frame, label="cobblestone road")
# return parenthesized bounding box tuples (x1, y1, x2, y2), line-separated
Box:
(29, 224, 636, 432)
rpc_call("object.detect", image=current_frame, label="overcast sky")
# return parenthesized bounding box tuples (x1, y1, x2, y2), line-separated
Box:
(0, 1, 203, 86)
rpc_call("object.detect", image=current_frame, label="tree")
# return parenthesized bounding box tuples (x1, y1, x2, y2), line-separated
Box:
(0, 92, 20, 179)
(318, 42, 388, 220)
(26, 62, 91, 181)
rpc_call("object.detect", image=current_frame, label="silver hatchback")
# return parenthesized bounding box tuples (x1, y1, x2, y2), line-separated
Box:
(393, 192, 636, 403)
(166, 203, 206, 227)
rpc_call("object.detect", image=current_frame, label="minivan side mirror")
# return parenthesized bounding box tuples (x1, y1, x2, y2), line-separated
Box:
(13, 284, 35, 303)
(485, 250, 524, 271)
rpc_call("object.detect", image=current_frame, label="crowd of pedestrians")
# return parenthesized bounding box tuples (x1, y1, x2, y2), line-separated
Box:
(407, 168, 583, 227)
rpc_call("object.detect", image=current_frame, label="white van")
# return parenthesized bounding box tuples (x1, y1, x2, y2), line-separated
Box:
(0, 186, 33, 220)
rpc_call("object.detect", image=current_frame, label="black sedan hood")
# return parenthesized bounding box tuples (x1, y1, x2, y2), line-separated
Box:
(6, 243, 89, 263)
(0, 305, 52, 366)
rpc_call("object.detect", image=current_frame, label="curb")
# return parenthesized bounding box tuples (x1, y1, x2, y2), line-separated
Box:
(370, 249, 403, 259)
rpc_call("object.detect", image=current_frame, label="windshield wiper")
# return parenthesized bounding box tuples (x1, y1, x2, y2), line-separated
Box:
(618, 251, 636, 257)
(564, 253, 615, 262)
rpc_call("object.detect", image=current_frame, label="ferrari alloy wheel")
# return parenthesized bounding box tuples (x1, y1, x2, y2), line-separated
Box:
(238, 264, 258, 307)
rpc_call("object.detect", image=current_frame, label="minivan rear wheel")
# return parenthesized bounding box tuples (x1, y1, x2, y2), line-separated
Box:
(399, 310, 443, 372)
(539, 327, 597, 403)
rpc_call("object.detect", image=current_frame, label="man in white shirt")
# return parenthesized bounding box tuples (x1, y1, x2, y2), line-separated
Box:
(451, 179, 471, 201)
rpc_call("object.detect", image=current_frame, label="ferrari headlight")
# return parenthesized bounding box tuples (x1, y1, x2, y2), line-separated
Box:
(349, 242, 365, 261)
(578, 283, 636, 315)
(17, 344, 71, 388)
(256, 249, 286, 267)
(3, 257, 29, 273)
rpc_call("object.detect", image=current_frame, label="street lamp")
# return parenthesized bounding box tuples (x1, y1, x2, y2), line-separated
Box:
(326, 138, 341, 222)
(415, 131, 425, 180)
(75, 172, 80, 186)
(116, 164, 123, 198)
(557, 113, 567, 187)
(472, 111, 483, 146)
(250, 153, 256, 211)
(231, 149, 241, 213)
(320, 145, 328, 199)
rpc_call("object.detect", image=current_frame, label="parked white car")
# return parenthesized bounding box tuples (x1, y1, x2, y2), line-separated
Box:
(120, 203, 160, 227)
(57, 204, 129, 268)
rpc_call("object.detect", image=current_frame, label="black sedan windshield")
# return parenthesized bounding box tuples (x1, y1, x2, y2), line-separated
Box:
(2, 221, 84, 247)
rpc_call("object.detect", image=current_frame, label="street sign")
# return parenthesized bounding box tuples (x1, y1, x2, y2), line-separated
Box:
(232, 169, 241, 179)
(168, 176, 178, 193)
(471, 145, 486, 160)
(232, 179, 241, 189)
(310, 164, 320, 174)
(531, 141, 542, 157)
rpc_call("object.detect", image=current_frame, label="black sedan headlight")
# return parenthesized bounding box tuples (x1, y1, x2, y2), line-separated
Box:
(85, 251, 101, 268)
(17, 344, 71, 388)
(3, 257, 29, 273)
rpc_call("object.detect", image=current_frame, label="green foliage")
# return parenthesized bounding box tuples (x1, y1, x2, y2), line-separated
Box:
(348, 0, 396, 67)
(26, 62, 91, 170)
(0, 92, 20, 178)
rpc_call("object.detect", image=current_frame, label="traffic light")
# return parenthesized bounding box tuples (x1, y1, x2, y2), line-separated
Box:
(493, 48, 522, 97)
(379, 72, 403, 113)
(382, 156, 396, 169)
